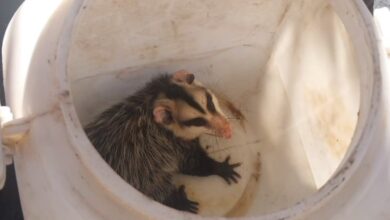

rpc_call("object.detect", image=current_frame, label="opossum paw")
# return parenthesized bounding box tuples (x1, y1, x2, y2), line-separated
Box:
(216, 156, 241, 184)
(172, 185, 199, 213)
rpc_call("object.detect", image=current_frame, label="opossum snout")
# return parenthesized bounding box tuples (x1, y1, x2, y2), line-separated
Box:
(210, 116, 232, 139)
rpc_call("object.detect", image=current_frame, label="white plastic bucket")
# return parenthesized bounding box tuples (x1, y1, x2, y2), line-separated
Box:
(1, 0, 390, 219)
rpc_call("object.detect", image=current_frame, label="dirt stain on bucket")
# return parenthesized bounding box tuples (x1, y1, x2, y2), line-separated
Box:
(305, 89, 357, 159)
(226, 152, 261, 217)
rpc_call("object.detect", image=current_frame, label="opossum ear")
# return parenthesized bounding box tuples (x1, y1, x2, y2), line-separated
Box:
(153, 106, 173, 125)
(173, 70, 194, 84)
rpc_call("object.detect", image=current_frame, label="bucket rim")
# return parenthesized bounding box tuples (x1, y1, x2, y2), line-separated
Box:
(57, 0, 383, 219)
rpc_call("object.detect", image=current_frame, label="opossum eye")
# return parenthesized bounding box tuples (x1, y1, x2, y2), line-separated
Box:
(181, 117, 208, 127)
(206, 92, 216, 113)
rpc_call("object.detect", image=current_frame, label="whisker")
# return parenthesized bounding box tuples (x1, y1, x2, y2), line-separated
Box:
(214, 135, 219, 146)
(208, 139, 263, 154)
(226, 117, 239, 120)
(209, 145, 239, 153)
(204, 133, 219, 137)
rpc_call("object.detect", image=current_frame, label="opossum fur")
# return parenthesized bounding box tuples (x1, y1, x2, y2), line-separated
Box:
(84, 71, 241, 213)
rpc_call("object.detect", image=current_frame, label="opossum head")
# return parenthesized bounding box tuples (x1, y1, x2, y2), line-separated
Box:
(153, 70, 232, 141)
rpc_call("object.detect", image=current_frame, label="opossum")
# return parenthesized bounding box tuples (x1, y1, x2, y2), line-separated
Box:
(84, 70, 241, 213)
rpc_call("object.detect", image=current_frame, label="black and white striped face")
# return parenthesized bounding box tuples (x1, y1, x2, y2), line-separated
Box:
(153, 70, 232, 140)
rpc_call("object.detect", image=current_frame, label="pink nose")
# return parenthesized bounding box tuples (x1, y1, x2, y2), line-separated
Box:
(221, 124, 232, 139)
(211, 116, 233, 139)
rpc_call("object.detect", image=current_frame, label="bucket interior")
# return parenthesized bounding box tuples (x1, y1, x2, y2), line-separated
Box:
(67, 0, 360, 217)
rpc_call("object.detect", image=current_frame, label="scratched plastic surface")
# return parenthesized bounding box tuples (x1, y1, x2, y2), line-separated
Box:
(68, 0, 359, 216)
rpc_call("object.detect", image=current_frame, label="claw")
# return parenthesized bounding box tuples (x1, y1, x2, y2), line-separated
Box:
(225, 177, 231, 185)
(169, 185, 199, 213)
(216, 155, 242, 185)
(231, 162, 241, 168)
(233, 170, 241, 176)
